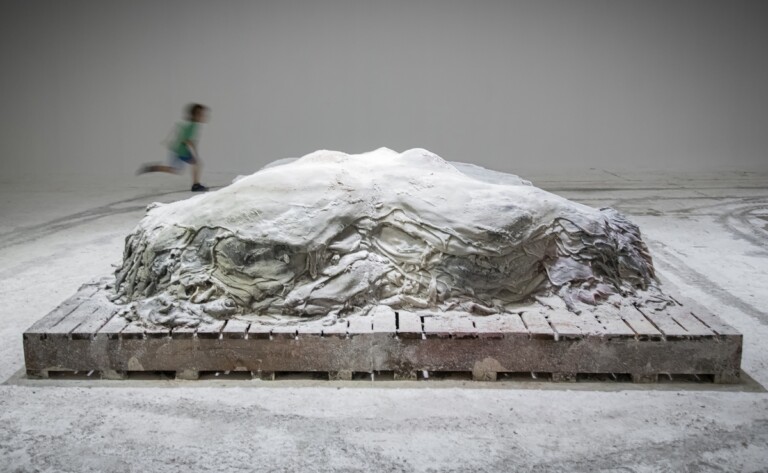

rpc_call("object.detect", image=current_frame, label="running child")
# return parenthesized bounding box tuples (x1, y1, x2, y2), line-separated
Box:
(138, 103, 209, 192)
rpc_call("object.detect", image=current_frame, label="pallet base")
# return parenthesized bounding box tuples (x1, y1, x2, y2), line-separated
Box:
(23, 283, 744, 384)
(23, 369, 740, 385)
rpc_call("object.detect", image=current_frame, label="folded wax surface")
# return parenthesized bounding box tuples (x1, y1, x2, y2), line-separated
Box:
(113, 148, 665, 327)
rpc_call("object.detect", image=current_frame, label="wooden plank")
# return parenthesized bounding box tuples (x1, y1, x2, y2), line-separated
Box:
(572, 310, 608, 337)
(474, 312, 528, 338)
(665, 304, 716, 337)
(422, 315, 451, 338)
(247, 320, 273, 339)
(46, 304, 101, 337)
(347, 315, 372, 335)
(546, 309, 582, 340)
(371, 306, 397, 333)
(322, 319, 348, 337)
(423, 313, 475, 338)
(220, 319, 251, 339)
(520, 310, 555, 339)
(71, 307, 121, 340)
(196, 320, 226, 339)
(25, 285, 100, 333)
(445, 313, 476, 338)
(22, 285, 744, 384)
(269, 324, 297, 339)
(679, 299, 740, 336)
(144, 323, 172, 339)
(619, 305, 663, 339)
(639, 307, 689, 339)
(396, 310, 422, 339)
(590, 306, 635, 338)
(171, 325, 197, 340)
(497, 312, 528, 333)
(297, 318, 328, 336)
(95, 313, 131, 339)
(535, 296, 604, 335)
(119, 321, 147, 340)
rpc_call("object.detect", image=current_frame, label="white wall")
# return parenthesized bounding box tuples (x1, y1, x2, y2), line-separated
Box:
(1, 0, 767, 179)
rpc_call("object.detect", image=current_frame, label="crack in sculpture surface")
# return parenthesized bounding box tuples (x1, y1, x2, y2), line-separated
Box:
(113, 148, 663, 327)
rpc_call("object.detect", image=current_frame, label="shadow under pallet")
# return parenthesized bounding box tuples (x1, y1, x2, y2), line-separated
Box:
(23, 282, 743, 383)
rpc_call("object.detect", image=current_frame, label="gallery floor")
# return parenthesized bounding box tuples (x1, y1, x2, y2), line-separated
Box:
(1, 169, 767, 472)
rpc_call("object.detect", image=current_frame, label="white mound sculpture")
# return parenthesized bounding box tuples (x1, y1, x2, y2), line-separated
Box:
(114, 148, 665, 327)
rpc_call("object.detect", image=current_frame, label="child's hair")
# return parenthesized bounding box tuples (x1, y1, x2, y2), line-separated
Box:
(186, 103, 207, 120)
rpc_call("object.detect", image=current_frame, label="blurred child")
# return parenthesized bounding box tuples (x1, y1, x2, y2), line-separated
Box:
(138, 103, 209, 192)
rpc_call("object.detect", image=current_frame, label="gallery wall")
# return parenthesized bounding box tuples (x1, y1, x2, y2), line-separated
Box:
(1, 0, 766, 180)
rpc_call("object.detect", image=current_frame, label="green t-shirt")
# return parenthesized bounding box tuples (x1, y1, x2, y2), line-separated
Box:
(174, 121, 199, 156)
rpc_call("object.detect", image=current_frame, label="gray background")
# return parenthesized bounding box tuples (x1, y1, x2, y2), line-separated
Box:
(1, 0, 766, 179)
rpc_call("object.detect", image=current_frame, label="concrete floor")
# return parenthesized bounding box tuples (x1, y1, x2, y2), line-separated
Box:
(1, 169, 767, 472)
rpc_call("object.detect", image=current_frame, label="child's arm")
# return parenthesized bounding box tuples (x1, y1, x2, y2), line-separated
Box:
(185, 140, 199, 160)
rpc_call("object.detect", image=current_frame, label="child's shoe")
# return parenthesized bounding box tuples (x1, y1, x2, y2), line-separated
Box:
(191, 183, 208, 192)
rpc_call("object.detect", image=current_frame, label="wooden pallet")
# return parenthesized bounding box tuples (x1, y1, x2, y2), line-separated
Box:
(23, 283, 743, 383)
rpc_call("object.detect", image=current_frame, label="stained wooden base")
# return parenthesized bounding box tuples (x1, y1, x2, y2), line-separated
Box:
(23, 283, 743, 383)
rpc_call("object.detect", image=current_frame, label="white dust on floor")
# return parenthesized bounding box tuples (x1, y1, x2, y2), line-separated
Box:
(1, 170, 767, 472)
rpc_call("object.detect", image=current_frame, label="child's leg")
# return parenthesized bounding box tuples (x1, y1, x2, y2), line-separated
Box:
(137, 163, 180, 174)
(152, 165, 179, 173)
(189, 159, 207, 191)
(192, 161, 201, 185)
(154, 153, 187, 174)
(177, 155, 206, 191)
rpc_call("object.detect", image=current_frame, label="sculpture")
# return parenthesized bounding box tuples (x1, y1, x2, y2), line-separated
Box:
(112, 148, 667, 327)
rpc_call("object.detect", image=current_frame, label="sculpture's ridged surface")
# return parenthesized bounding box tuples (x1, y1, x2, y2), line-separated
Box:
(114, 148, 659, 326)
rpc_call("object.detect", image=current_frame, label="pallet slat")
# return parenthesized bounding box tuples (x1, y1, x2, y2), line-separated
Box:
(95, 313, 132, 339)
(396, 310, 422, 339)
(71, 307, 121, 340)
(144, 324, 172, 339)
(321, 319, 348, 337)
(220, 319, 251, 339)
(423, 313, 475, 338)
(665, 305, 716, 337)
(171, 325, 197, 340)
(591, 306, 635, 338)
(572, 310, 608, 336)
(473, 313, 526, 338)
(25, 285, 100, 334)
(196, 320, 226, 339)
(347, 315, 372, 335)
(46, 304, 101, 336)
(297, 319, 330, 336)
(638, 307, 689, 339)
(247, 320, 273, 339)
(679, 299, 740, 336)
(120, 322, 148, 340)
(372, 306, 397, 333)
(270, 324, 298, 339)
(520, 310, 555, 339)
(619, 305, 663, 338)
(546, 309, 583, 339)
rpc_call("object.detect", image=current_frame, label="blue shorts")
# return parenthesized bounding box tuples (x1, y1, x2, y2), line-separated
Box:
(170, 153, 195, 170)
